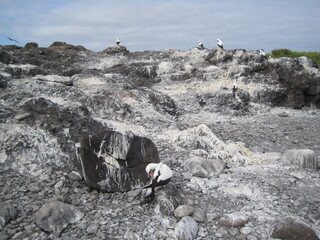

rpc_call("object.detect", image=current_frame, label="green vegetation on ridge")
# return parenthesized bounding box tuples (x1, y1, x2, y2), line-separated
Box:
(269, 49, 320, 66)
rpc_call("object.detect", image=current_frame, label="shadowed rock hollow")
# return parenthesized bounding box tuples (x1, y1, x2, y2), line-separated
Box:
(0, 42, 320, 240)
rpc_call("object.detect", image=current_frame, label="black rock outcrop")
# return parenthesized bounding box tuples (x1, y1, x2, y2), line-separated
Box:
(78, 131, 159, 192)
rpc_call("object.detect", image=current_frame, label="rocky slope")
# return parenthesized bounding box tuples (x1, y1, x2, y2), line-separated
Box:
(0, 42, 320, 240)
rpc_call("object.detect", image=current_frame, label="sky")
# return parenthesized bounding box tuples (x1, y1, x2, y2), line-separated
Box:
(1, 0, 320, 53)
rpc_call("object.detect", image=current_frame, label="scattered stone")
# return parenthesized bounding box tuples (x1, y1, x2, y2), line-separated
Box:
(174, 216, 199, 240)
(219, 213, 249, 227)
(123, 229, 141, 240)
(192, 208, 205, 223)
(13, 112, 31, 121)
(86, 223, 100, 235)
(240, 226, 254, 235)
(270, 217, 319, 240)
(67, 171, 83, 181)
(174, 205, 194, 218)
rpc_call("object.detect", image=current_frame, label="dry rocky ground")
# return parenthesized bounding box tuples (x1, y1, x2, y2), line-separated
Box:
(1, 43, 320, 240)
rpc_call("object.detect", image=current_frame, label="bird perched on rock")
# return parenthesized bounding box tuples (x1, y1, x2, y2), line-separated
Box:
(142, 162, 172, 201)
(259, 49, 266, 56)
(232, 79, 238, 97)
(197, 41, 204, 50)
(217, 38, 224, 49)
(116, 37, 120, 45)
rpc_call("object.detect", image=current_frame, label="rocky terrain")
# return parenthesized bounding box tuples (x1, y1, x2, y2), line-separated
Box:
(0, 42, 320, 240)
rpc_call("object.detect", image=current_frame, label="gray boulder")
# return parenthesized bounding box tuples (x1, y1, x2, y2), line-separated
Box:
(282, 149, 318, 169)
(205, 49, 233, 65)
(34, 201, 84, 237)
(219, 213, 249, 227)
(174, 216, 199, 240)
(174, 205, 194, 218)
(77, 130, 160, 192)
(184, 156, 226, 178)
(0, 203, 17, 231)
(270, 217, 319, 240)
(100, 45, 129, 55)
(192, 208, 206, 223)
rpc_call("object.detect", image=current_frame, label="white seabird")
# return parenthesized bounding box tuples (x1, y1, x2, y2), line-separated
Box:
(116, 37, 120, 45)
(198, 41, 204, 50)
(217, 38, 224, 49)
(259, 49, 266, 56)
(143, 162, 172, 198)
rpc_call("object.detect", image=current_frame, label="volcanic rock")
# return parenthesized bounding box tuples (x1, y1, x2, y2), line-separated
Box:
(77, 130, 160, 192)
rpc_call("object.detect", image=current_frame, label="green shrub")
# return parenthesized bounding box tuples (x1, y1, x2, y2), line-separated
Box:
(270, 49, 320, 66)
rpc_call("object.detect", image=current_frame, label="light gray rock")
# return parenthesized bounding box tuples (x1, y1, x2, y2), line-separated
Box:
(219, 213, 249, 227)
(86, 223, 100, 235)
(184, 156, 225, 178)
(282, 149, 318, 169)
(174, 205, 194, 218)
(192, 208, 205, 223)
(67, 171, 83, 181)
(124, 229, 141, 240)
(0, 124, 69, 176)
(34, 201, 84, 237)
(174, 216, 199, 240)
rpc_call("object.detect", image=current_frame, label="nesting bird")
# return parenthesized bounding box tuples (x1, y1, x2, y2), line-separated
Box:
(116, 37, 120, 45)
(217, 38, 224, 49)
(143, 162, 173, 199)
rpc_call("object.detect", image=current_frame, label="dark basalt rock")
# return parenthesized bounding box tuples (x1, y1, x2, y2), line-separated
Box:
(49, 41, 87, 51)
(24, 42, 38, 49)
(77, 131, 160, 192)
(0, 49, 17, 64)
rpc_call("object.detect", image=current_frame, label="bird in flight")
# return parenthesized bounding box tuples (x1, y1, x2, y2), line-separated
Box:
(7, 37, 19, 43)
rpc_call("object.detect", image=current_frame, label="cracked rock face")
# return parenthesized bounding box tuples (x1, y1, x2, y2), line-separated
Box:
(77, 130, 160, 192)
